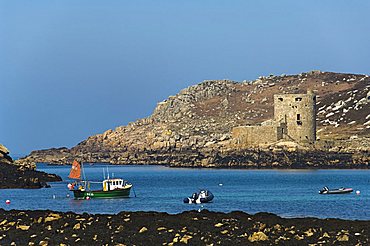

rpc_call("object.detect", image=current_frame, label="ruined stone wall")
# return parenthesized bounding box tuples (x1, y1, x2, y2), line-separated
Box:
(232, 124, 282, 146)
(274, 91, 316, 143)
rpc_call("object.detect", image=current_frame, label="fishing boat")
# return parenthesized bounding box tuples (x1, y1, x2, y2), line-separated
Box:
(319, 186, 353, 194)
(68, 160, 132, 199)
(183, 189, 214, 204)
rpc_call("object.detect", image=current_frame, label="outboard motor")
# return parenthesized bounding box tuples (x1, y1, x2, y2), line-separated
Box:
(319, 187, 329, 194)
(191, 193, 198, 200)
(183, 193, 198, 204)
(183, 197, 191, 203)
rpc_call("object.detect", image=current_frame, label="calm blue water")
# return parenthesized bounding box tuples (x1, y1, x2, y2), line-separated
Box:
(1, 164, 369, 220)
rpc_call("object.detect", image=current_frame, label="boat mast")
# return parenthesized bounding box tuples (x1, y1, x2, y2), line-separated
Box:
(81, 161, 87, 181)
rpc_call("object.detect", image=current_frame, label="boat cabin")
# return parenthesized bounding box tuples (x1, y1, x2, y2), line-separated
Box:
(103, 178, 127, 191)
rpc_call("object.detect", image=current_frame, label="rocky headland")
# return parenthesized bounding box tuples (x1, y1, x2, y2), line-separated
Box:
(0, 144, 61, 189)
(0, 209, 368, 245)
(21, 71, 370, 168)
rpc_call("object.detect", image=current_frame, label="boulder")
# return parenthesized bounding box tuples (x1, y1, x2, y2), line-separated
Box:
(248, 232, 268, 242)
(0, 144, 9, 155)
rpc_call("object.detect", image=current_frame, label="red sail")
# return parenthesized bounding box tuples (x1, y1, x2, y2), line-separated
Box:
(68, 160, 81, 180)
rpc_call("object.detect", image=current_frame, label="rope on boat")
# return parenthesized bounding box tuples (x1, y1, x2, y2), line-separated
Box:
(132, 187, 137, 197)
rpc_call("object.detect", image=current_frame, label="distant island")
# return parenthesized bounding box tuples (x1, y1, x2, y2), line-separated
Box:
(2, 72, 370, 245)
(20, 71, 370, 168)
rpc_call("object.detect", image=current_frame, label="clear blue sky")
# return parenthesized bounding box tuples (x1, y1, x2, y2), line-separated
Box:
(1, 1, 369, 155)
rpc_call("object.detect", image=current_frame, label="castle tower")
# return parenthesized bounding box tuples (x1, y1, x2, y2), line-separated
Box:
(273, 90, 316, 143)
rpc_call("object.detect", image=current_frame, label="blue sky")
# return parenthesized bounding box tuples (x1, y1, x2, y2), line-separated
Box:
(1, 1, 369, 155)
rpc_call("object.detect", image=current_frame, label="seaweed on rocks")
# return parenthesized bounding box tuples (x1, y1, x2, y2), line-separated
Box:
(0, 209, 368, 245)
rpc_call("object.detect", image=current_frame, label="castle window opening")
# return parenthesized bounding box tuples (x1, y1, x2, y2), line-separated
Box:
(297, 114, 302, 125)
(278, 98, 283, 101)
(295, 97, 302, 101)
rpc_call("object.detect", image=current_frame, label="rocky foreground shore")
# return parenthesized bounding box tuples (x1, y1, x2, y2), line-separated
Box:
(0, 209, 368, 245)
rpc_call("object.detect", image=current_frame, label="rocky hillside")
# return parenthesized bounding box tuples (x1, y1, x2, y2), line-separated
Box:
(0, 144, 12, 165)
(23, 71, 370, 167)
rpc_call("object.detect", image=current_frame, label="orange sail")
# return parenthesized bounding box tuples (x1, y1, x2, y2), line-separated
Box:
(68, 160, 81, 179)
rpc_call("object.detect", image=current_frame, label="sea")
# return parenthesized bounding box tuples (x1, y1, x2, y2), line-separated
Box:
(1, 164, 369, 220)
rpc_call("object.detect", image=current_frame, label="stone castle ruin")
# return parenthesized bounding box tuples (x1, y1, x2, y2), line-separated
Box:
(232, 90, 316, 147)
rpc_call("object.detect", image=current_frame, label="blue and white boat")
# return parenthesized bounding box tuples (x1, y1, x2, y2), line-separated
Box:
(184, 189, 214, 204)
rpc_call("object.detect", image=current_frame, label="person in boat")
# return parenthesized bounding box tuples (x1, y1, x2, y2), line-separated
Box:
(78, 185, 85, 191)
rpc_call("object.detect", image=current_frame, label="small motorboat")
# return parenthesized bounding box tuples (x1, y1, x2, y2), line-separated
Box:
(319, 186, 353, 194)
(183, 189, 214, 204)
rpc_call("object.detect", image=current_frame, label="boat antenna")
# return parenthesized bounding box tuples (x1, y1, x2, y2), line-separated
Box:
(81, 161, 87, 181)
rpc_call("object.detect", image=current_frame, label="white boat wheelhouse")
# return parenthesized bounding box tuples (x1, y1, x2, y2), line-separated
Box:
(103, 178, 131, 191)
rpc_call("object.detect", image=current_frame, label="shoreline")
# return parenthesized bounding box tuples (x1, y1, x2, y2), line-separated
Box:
(40, 162, 370, 170)
(23, 146, 370, 169)
(0, 208, 368, 245)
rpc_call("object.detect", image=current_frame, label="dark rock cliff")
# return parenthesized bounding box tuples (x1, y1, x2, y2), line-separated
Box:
(0, 144, 61, 188)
